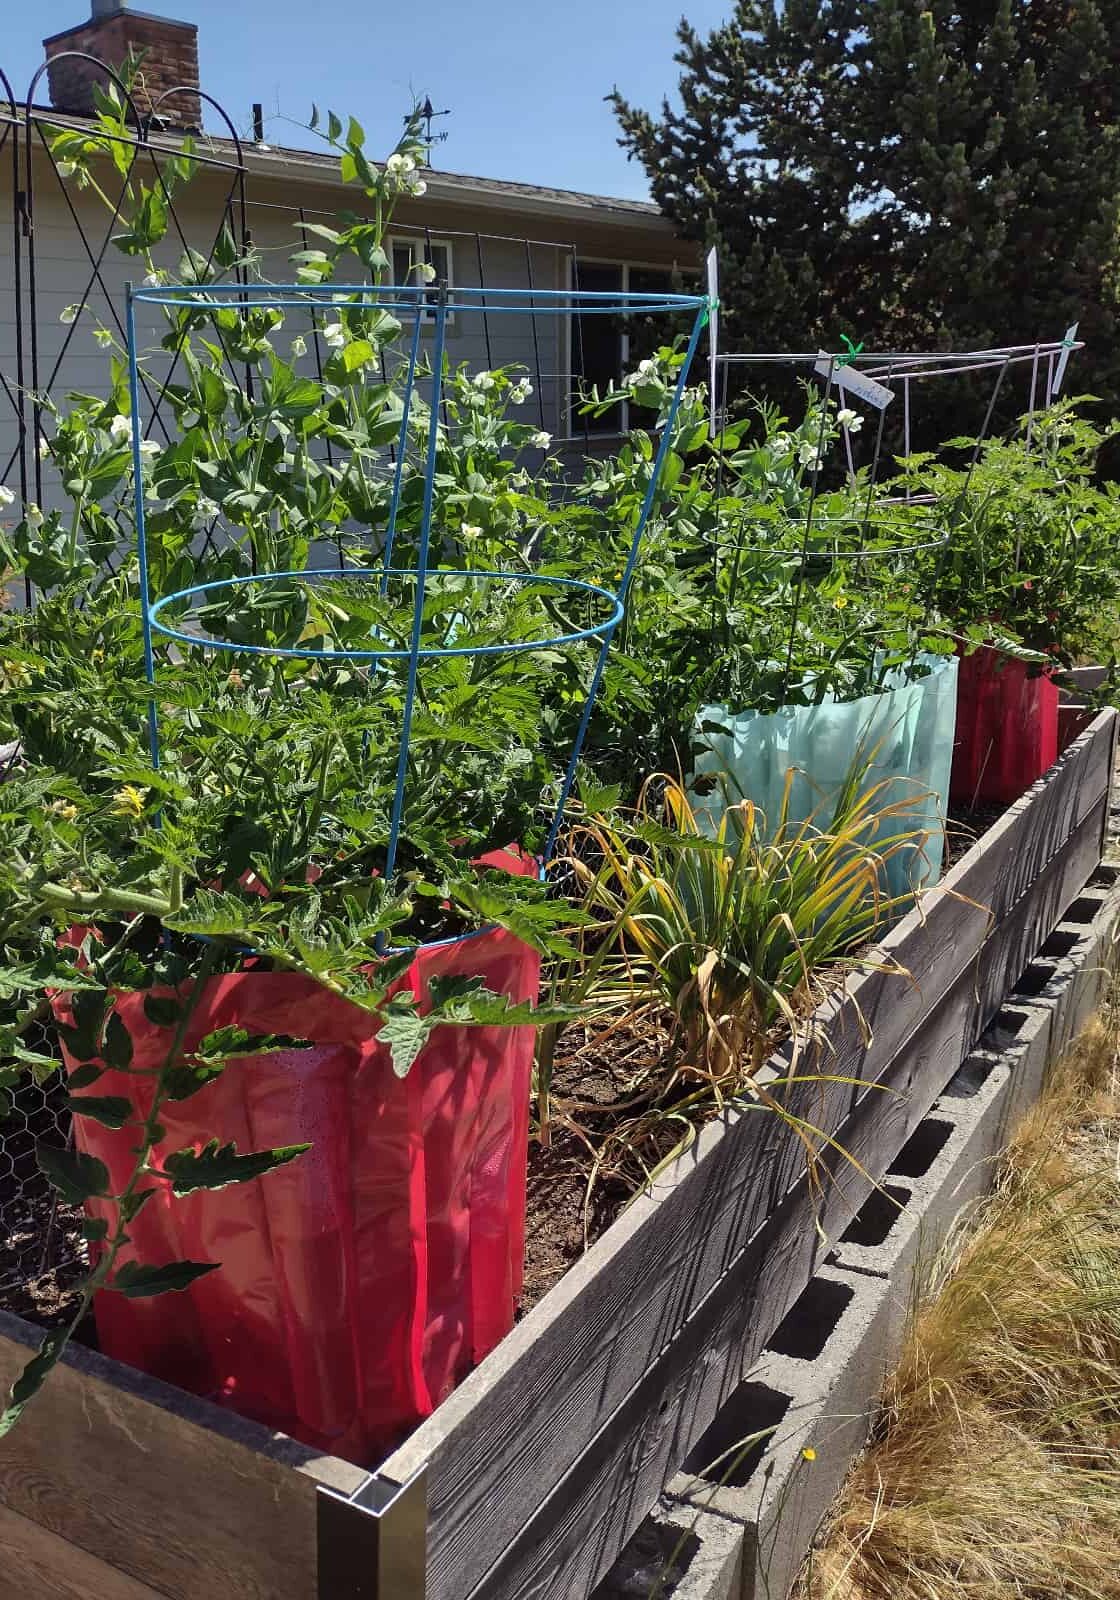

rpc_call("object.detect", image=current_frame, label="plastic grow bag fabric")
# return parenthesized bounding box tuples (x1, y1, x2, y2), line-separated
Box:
(690, 653, 959, 898)
(54, 893, 539, 1465)
(950, 645, 1059, 806)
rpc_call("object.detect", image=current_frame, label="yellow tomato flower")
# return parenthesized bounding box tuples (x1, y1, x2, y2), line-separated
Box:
(801, 1446, 817, 1462)
(48, 799, 79, 822)
(110, 784, 147, 818)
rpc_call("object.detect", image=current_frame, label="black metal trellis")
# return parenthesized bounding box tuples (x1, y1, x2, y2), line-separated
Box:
(4, 57, 252, 574)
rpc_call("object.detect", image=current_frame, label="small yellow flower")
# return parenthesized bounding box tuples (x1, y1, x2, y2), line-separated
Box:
(110, 784, 147, 818)
(48, 799, 79, 822)
(91, 648, 105, 664)
(833, 593, 848, 610)
(801, 1446, 817, 1462)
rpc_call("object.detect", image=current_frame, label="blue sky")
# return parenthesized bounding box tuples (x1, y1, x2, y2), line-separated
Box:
(5, 0, 730, 199)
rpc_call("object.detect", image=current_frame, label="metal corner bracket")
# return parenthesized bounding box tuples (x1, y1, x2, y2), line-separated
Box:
(317, 1466, 428, 1599)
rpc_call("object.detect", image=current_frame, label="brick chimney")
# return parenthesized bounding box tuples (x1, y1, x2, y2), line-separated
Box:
(44, 2, 201, 131)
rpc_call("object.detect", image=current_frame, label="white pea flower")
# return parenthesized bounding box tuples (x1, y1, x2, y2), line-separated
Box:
(797, 440, 822, 468)
(530, 431, 552, 450)
(510, 379, 532, 405)
(109, 414, 133, 442)
(460, 522, 483, 539)
(322, 322, 346, 349)
(60, 304, 80, 325)
(837, 407, 863, 433)
(416, 262, 437, 284)
(193, 496, 219, 527)
(638, 358, 657, 375)
(0, 486, 15, 507)
(37, 437, 51, 461)
(142, 272, 164, 287)
(387, 152, 416, 176)
(291, 334, 308, 358)
(473, 371, 496, 392)
(409, 178, 427, 197)
(771, 433, 792, 453)
(138, 438, 161, 458)
(25, 503, 44, 529)
(94, 327, 113, 348)
(57, 161, 77, 179)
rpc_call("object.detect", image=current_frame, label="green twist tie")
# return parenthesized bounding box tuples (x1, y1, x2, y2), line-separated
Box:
(835, 334, 864, 368)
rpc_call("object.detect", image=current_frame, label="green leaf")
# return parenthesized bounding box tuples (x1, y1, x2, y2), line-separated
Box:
(143, 994, 182, 1028)
(81, 1217, 109, 1243)
(67, 1062, 104, 1090)
(120, 1188, 156, 1223)
(375, 993, 434, 1078)
(35, 1142, 110, 1204)
(66, 1094, 133, 1130)
(161, 1139, 310, 1195)
(0, 1330, 68, 1436)
(112, 1260, 220, 1298)
(102, 1012, 133, 1071)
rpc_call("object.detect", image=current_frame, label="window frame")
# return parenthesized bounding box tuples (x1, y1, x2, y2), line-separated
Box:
(563, 256, 682, 439)
(388, 235, 456, 325)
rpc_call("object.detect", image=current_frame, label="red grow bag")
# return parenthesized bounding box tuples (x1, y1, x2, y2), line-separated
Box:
(950, 645, 1059, 807)
(53, 859, 539, 1465)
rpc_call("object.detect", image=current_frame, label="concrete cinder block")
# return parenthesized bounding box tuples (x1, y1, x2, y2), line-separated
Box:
(828, 1053, 1018, 1341)
(593, 1500, 746, 1600)
(1011, 883, 1120, 1052)
(594, 865, 1120, 1600)
(665, 1263, 895, 1600)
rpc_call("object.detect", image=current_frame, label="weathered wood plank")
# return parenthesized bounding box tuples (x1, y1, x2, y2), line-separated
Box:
(375, 711, 1115, 1600)
(0, 1502, 169, 1600)
(467, 793, 1110, 1600)
(0, 1310, 366, 1600)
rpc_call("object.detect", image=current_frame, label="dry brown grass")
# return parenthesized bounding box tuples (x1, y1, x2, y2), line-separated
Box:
(795, 1001, 1120, 1600)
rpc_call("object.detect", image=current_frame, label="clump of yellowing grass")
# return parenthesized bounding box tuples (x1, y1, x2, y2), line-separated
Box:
(797, 1005, 1120, 1600)
(539, 769, 926, 1206)
(566, 769, 924, 1087)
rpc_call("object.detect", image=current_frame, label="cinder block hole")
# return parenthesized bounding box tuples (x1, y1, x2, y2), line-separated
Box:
(1090, 863, 1119, 889)
(682, 1382, 791, 1488)
(889, 1118, 953, 1179)
(1040, 928, 1080, 961)
(765, 1275, 854, 1362)
(591, 1520, 700, 1599)
(995, 1004, 1034, 1038)
(943, 1052, 997, 1097)
(841, 1181, 910, 1246)
(1014, 961, 1056, 998)
(1064, 894, 1104, 926)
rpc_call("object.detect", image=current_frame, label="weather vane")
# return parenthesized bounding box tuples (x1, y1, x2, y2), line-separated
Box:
(408, 97, 451, 166)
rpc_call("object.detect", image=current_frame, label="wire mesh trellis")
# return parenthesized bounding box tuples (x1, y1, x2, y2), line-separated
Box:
(127, 277, 710, 880)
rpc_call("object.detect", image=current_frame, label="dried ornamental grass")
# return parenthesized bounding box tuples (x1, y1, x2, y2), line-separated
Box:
(797, 1008, 1120, 1600)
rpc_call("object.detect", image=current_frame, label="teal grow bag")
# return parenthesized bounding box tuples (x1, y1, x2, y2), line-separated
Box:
(689, 653, 960, 899)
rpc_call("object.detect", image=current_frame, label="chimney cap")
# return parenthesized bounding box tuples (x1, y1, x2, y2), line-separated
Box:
(91, 0, 127, 16)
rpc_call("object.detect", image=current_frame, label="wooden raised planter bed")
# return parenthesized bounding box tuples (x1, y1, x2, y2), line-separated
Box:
(1, 709, 1116, 1600)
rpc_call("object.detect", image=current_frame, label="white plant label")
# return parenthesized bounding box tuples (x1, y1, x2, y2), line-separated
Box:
(814, 353, 895, 411)
(706, 246, 719, 438)
(1049, 322, 1079, 400)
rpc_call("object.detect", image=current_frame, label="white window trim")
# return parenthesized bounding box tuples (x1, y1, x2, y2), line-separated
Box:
(388, 235, 456, 325)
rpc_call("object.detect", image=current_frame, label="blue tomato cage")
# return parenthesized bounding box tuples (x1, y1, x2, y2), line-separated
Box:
(125, 281, 711, 903)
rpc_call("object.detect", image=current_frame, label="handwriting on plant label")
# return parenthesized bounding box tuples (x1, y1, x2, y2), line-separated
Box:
(813, 354, 895, 411)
